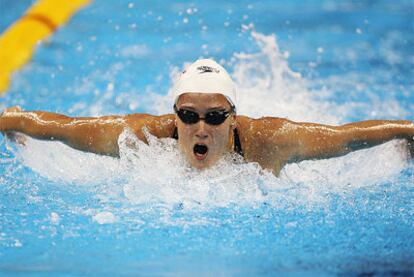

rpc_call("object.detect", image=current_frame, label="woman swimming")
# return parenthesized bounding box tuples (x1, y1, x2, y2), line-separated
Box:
(1, 59, 413, 175)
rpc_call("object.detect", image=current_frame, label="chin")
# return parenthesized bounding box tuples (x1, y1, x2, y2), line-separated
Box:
(190, 159, 211, 170)
(189, 155, 220, 170)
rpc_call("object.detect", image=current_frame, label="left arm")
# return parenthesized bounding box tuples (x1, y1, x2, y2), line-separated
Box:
(286, 119, 414, 162)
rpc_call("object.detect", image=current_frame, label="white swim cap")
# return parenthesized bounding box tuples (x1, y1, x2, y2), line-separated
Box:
(173, 59, 237, 110)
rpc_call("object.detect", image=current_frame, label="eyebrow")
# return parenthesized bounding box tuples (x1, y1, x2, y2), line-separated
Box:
(179, 104, 195, 110)
(206, 106, 226, 111)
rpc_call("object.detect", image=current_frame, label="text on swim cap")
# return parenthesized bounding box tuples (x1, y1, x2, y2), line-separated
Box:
(197, 66, 220, 74)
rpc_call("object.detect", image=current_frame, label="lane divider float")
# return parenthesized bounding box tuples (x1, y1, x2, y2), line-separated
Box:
(0, 0, 92, 94)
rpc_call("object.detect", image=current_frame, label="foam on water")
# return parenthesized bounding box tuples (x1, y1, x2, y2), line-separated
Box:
(10, 31, 412, 222)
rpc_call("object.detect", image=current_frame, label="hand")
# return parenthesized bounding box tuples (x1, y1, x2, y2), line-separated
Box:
(1, 106, 26, 146)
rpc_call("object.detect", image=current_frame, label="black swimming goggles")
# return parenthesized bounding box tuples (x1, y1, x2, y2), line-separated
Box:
(174, 105, 233, 125)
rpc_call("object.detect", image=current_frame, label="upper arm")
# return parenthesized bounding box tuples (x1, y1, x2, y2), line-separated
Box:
(63, 113, 176, 156)
(285, 122, 346, 161)
(247, 117, 350, 169)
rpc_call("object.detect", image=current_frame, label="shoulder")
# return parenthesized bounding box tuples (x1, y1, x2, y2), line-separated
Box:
(124, 113, 176, 138)
(235, 116, 296, 172)
(236, 115, 294, 138)
(236, 115, 300, 154)
(236, 115, 290, 148)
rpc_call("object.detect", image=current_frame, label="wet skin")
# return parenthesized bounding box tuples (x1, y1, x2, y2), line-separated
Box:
(1, 96, 414, 175)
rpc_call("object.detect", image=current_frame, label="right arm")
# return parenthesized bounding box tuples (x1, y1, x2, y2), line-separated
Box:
(238, 116, 414, 175)
(249, 117, 414, 174)
(0, 107, 175, 157)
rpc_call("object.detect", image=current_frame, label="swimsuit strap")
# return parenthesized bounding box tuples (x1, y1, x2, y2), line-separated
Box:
(233, 128, 244, 157)
(170, 127, 244, 157)
(172, 127, 178, 139)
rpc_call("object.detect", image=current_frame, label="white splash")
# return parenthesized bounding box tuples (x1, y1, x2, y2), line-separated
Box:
(232, 32, 338, 123)
(115, 128, 271, 209)
(18, 138, 119, 185)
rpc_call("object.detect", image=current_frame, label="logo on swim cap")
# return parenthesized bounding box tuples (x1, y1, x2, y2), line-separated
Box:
(197, 66, 220, 74)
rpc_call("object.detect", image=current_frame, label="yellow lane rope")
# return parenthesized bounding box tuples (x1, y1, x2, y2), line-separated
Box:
(0, 0, 92, 94)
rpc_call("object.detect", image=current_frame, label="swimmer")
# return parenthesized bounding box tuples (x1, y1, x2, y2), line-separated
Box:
(1, 59, 414, 175)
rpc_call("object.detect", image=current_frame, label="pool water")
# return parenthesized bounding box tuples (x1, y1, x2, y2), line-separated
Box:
(1, 0, 413, 276)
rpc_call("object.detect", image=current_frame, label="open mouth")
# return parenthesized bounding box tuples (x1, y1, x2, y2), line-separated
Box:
(193, 144, 209, 160)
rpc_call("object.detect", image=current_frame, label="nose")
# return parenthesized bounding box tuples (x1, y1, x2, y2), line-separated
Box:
(195, 119, 208, 139)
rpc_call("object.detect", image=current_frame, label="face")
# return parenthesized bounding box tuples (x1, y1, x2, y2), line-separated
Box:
(175, 93, 236, 169)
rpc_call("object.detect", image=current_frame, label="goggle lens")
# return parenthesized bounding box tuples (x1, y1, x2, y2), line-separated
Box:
(175, 107, 231, 125)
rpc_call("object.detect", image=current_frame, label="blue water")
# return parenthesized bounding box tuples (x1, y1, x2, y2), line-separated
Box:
(1, 1, 414, 276)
